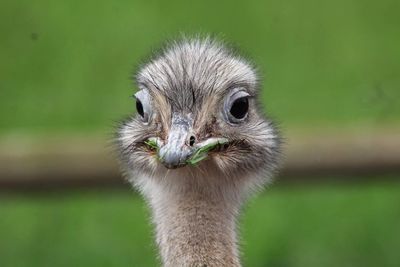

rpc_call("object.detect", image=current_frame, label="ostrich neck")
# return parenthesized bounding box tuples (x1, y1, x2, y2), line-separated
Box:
(144, 172, 245, 267)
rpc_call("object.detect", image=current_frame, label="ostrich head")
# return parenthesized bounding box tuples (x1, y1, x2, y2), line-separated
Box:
(118, 38, 279, 188)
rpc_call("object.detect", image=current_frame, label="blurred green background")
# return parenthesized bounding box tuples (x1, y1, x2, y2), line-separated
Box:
(2, 0, 399, 133)
(1, 0, 399, 266)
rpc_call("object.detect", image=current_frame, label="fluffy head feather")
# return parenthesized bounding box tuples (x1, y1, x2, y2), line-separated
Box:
(117, 37, 280, 193)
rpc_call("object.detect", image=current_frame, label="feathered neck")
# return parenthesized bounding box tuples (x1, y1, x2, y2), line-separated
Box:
(137, 167, 251, 267)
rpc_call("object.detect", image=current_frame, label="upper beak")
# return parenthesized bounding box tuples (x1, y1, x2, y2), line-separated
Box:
(158, 114, 194, 169)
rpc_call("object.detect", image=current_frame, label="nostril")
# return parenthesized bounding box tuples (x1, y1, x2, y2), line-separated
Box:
(189, 136, 196, 146)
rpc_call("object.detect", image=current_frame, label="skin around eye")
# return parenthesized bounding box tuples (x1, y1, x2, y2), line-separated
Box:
(134, 89, 152, 123)
(223, 89, 250, 124)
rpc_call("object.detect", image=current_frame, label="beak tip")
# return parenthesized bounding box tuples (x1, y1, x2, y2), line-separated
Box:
(158, 146, 191, 169)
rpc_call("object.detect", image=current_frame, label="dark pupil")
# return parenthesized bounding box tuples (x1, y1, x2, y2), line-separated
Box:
(136, 99, 144, 117)
(230, 97, 248, 119)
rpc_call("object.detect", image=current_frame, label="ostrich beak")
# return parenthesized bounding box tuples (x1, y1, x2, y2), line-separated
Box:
(158, 114, 194, 169)
(150, 114, 229, 169)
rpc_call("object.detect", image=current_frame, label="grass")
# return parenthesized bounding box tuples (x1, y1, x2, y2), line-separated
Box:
(1, 182, 399, 267)
(1, 0, 399, 134)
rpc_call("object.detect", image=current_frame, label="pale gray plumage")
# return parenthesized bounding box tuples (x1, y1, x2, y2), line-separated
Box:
(117, 37, 281, 267)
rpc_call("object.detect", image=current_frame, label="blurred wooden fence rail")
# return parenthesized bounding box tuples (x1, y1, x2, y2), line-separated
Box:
(0, 130, 399, 190)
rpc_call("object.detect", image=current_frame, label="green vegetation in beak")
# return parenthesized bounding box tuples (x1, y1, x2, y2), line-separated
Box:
(144, 138, 159, 151)
(186, 138, 229, 166)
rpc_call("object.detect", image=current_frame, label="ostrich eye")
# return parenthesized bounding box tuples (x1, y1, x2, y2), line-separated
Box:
(223, 89, 250, 124)
(230, 97, 248, 119)
(136, 99, 144, 118)
(134, 89, 152, 123)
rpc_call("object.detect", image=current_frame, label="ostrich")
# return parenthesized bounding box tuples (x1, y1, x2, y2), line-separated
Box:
(117, 37, 281, 267)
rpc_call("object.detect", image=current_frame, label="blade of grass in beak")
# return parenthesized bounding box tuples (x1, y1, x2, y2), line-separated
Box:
(187, 138, 228, 165)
